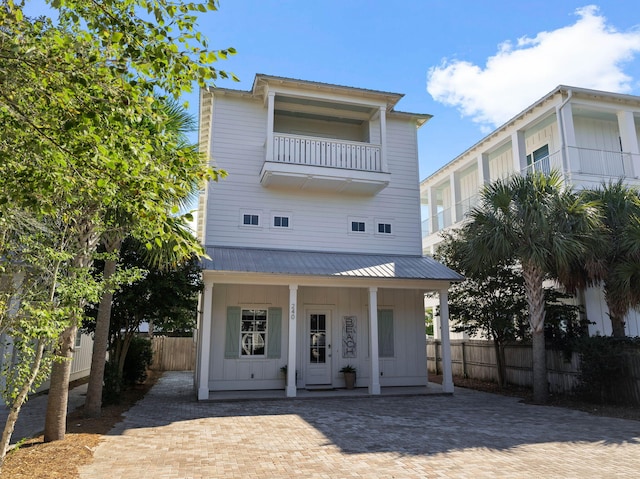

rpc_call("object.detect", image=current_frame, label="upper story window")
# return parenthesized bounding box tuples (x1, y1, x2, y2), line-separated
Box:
(240, 210, 262, 228)
(244, 214, 259, 226)
(273, 215, 290, 228)
(377, 223, 392, 234)
(351, 221, 366, 233)
(526, 145, 550, 174)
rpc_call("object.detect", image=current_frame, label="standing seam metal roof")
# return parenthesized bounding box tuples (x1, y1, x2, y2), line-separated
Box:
(202, 247, 463, 282)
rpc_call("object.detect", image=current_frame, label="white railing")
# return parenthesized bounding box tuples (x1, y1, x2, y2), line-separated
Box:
(521, 150, 564, 176)
(272, 133, 382, 172)
(567, 147, 637, 178)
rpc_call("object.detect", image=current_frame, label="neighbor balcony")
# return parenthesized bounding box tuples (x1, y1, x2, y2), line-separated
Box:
(260, 133, 391, 195)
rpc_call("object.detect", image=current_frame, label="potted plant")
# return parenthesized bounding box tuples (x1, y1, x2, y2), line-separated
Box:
(340, 364, 356, 389)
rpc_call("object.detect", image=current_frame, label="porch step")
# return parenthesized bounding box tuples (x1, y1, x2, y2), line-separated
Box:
(305, 385, 335, 391)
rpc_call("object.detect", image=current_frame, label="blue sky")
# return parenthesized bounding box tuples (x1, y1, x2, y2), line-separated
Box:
(25, 1, 640, 179)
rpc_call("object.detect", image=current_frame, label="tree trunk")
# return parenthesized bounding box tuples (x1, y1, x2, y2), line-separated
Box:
(608, 304, 627, 338)
(84, 237, 122, 418)
(44, 323, 77, 442)
(117, 333, 134, 381)
(493, 341, 507, 388)
(0, 341, 45, 467)
(522, 262, 548, 404)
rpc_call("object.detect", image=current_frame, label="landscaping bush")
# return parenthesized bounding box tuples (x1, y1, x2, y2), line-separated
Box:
(575, 336, 640, 406)
(123, 336, 153, 386)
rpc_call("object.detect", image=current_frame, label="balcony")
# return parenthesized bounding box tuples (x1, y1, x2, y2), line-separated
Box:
(260, 133, 390, 195)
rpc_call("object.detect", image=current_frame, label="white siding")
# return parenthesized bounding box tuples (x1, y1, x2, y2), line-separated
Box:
(525, 116, 556, 154)
(205, 95, 422, 255)
(208, 284, 427, 391)
(574, 116, 620, 152)
(458, 166, 478, 201)
(488, 143, 513, 181)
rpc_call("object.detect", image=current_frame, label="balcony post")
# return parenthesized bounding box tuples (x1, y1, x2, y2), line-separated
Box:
(559, 102, 579, 175)
(266, 91, 276, 162)
(450, 172, 459, 223)
(511, 130, 526, 174)
(477, 153, 490, 185)
(379, 106, 388, 172)
(427, 186, 438, 234)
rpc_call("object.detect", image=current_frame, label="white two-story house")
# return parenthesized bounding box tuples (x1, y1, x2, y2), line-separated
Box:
(194, 74, 462, 399)
(421, 85, 640, 338)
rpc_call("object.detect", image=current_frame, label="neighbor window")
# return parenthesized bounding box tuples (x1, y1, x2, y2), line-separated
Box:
(241, 309, 267, 356)
(378, 310, 394, 358)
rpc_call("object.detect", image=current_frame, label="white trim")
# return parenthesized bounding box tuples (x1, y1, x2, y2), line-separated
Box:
(439, 288, 454, 393)
(374, 218, 394, 236)
(198, 282, 214, 400)
(368, 287, 381, 395)
(287, 285, 298, 397)
(270, 211, 292, 230)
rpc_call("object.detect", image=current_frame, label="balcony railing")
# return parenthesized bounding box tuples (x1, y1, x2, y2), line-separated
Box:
(455, 194, 479, 220)
(521, 150, 563, 176)
(567, 147, 637, 178)
(272, 133, 382, 172)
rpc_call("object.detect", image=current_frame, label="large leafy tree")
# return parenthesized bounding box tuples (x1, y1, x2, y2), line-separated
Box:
(583, 181, 640, 337)
(0, 0, 234, 442)
(458, 171, 600, 403)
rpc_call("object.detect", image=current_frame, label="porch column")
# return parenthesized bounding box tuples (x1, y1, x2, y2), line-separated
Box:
(559, 102, 578, 175)
(379, 106, 388, 172)
(617, 110, 640, 176)
(266, 91, 276, 162)
(439, 288, 454, 393)
(197, 282, 214, 400)
(427, 186, 438, 235)
(369, 287, 381, 395)
(287, 284, 298, 398)
(450, 172, 459, 223)
(511, 130, 526, 174)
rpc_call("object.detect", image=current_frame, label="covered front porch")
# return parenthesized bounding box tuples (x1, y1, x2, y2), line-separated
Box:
(195, 247, 462, 401)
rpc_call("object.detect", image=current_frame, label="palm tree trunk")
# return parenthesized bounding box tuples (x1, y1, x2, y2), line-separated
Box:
(84, 236, 122, 418)
(609, 304, 627, 337)
(493, 340, 507, 388)
(523, 262, 548, 404)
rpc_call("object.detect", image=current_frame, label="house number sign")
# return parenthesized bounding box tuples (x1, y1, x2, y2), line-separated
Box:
(342, 316, 357, 358)
(290, 304, 296, 321)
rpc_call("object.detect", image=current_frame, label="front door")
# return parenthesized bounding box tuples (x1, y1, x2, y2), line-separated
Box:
(306, 311, 332, 385)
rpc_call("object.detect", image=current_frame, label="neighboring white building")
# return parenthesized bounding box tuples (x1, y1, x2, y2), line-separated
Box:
(194, 74, 462, 399)
(421, 85, 640, 339)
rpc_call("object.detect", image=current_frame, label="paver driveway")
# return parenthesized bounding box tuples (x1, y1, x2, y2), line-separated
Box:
(79, 372, 640, 478)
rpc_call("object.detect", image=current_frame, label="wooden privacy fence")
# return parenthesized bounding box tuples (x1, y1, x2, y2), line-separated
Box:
(427, 339, 581, 393)
(427, 339, 640, 404)
(150, 336, 195, 371)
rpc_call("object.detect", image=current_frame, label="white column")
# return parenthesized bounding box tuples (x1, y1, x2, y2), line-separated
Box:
(379, 106, 388, 172)
(439, 288, 454, 393)
(560, 102, 579, 174)
(287, 284, 298, 397)
(450, 172, 459, 223)
(368, 287, 381, 395)
(617, 110, 640, 177)
(197, 282, 214, 400)
(266, 91, 276, 162)
(427, 186, 438, 234)
(511, 130, 526, 174)
(477, 153, 489, 185)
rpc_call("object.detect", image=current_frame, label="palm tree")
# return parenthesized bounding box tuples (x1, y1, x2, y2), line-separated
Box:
(459, 171, 600, 403)
(583, 181, 640, 337)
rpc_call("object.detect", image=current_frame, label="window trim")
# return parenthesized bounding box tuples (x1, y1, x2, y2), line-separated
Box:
(240, 308, 268, 357)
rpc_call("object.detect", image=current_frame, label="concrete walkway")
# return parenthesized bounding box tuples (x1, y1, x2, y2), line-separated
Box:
(0, 382, 88, 445)
(79, 372, 640, 478)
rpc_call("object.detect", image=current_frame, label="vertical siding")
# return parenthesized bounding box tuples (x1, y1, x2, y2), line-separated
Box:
(204, 95, 423, 255)
(574, 116, 620, 151)
(488, 143, 513, 181)
(208, 285, 427, 391)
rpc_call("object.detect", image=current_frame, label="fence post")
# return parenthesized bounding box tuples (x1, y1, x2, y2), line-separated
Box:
(461, 341, 467, 378)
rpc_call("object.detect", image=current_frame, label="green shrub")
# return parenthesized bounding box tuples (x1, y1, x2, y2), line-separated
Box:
(123, 336, 153, 386)
(575, 336, 640, 406)
(102, 360, 123, 405)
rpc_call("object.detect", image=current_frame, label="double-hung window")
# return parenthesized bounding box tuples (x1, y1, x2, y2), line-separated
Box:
(241, 309, 267, 356)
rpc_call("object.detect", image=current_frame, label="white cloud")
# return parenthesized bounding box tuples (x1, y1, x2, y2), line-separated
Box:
(427, 5, 640, 129)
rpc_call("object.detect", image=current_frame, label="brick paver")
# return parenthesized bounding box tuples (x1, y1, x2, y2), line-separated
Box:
(79, 372, 640, 478)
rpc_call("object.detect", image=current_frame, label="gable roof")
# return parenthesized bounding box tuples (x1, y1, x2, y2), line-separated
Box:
(202, 247, 463, 282)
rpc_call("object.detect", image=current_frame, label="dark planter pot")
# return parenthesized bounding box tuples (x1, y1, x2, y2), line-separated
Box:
(344, 372, 356, 389)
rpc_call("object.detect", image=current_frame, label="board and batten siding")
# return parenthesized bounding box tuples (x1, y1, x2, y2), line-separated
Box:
(204, 95, 423, 255)
(206, 284, 428, 391)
